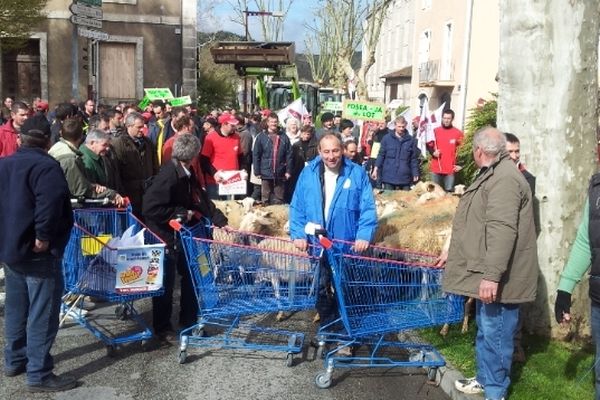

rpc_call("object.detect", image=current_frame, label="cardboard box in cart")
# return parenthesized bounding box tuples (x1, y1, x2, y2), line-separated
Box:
(115, 245, 164, 293)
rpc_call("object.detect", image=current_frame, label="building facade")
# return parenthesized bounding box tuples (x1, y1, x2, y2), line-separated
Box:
(364, 0, 415, 106)
(411, 0, 498, 127)
(0, 0, 198, 106)
(364, 0, 499, 128)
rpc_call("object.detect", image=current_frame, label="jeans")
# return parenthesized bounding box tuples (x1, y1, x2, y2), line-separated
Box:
(431, 172, 455, 192)
(4, 259, 64, 385)
(591, 304, 600, 400)
(261, 179, 286, 204)
(475, 300, 520, 400)
(382, 183, 411, 191)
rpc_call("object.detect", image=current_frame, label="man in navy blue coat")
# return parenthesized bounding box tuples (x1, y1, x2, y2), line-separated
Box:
(0, 121, 76, 392)
(371, 116, 420, 190)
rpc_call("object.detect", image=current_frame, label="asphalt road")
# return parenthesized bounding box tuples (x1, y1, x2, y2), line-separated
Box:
(0, 284, 452, 400)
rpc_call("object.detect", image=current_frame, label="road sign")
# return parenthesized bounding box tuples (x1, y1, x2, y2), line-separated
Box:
(70, 14, 102, 29)
(77, 27, 109, 41)
(342, 100, 385, 122)
(70, 2, 103, 19)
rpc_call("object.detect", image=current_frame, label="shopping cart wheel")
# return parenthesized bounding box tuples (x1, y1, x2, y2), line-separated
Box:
(427, 367, 438, 382)
(106, 345, 117, 358)
(286, 353, 294, 367)
(314, 371, 332, 389)
(114, 304, 130, 320)
(178, 350, 187, 364)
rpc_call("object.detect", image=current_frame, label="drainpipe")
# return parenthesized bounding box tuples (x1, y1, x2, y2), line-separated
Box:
(459, 0, 474, 129)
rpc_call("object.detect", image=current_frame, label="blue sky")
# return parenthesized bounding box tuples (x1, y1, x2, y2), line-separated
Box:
(198, 1, 320, 51)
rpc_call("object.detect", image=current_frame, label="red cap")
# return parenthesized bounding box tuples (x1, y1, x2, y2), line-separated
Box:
(412, 116, 420, 123)
(260, 109, 272, 117)
(218, 113, 239, 126)
(36, 101, 49, 112)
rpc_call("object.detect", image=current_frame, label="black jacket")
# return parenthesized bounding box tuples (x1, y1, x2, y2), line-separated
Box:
(252, 129, 293, 179)
(291, 137, 319, 180)
(142, 160, 227, 247)
(0, 147, 73, 264)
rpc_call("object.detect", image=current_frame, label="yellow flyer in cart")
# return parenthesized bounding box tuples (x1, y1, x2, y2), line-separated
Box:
(115, 245, 164, 293)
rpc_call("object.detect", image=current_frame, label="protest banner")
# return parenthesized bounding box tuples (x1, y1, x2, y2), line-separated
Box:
(342, 100, 386, 122)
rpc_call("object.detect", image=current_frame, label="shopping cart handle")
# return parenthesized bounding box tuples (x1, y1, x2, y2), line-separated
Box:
(314, 228, 332, 249)
(169, 219, 183, 231)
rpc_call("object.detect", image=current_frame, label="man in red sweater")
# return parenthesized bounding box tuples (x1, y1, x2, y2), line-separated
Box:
(427, 109, 463, 192)
(0, 101, 30, 158)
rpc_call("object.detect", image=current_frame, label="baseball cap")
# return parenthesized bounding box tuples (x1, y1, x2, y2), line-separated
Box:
(36, 101, 49, 112)
(260, 109, 272, 117)
(218, 113, 239, 126)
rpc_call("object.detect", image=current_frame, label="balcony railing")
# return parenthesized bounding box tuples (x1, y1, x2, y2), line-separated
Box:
(419, 59, 454, 83)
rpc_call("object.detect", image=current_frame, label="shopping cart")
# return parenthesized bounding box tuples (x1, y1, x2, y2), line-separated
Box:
(61, 206, 166, 355)
(171, 221, 322, 366)
(313, 241, 464, 388)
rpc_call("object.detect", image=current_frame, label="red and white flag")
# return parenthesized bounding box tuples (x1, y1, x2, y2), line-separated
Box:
(416, 102, 445, 155)
(277, 98, 308, 123)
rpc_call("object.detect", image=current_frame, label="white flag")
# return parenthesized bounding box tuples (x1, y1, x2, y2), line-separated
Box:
(277, 98, 308, 123)
(416, 102, 445, 156)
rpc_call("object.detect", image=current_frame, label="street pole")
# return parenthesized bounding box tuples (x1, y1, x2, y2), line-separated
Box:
(71, 24, 79, 100)
(243, 8, 249, 113)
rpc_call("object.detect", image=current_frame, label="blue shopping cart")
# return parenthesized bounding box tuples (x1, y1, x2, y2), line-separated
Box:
(313, 241, 464, 388)
(61, 207, 166, 356)
(172, 221, 322, 366)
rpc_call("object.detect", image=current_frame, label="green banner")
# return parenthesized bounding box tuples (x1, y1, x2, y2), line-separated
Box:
(342, 100, 385, 122)
(169, 95, 192, 107)
(138, 96, 151, 110)
(78, 0, 102, 7)
(323, 101, 343, 112)
(144, 88, 174, 101)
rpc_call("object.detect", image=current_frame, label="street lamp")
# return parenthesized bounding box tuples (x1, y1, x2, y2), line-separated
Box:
(243, 9, 285, 41)
(242, 9, 285, 113)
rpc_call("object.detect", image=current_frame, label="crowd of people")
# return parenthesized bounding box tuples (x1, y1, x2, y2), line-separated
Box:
(1, 94, 600, 400)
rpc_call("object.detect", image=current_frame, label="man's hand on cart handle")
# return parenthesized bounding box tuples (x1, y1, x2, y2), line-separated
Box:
(304, 222, 332, 249)
(434, 250, 448, 268)
(352, 239, 369, 253)
(32, 239, 49, 253)
(294, 239, 308, 252)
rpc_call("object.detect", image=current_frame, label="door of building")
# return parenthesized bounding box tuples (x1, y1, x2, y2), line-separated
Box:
(2, 39, 41, 102)
(98, 42, 136, 103)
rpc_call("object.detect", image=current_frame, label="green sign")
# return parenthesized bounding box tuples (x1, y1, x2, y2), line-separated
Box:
(78, 0, 102, 7)
(144, 88, 175, 101)
(138, 96, 151, 110)
(169, 95, 192, 107)
(323, 101, 343, 112)
(342, 100, 385, 122)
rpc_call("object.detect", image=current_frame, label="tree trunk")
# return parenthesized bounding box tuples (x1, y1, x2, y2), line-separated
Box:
(497, 0, 600, 337)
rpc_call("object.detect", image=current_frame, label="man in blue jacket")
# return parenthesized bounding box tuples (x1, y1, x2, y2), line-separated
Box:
(0, 124, 76, 392)
(290, 133, 377, 338)
(371, 116, 420, 190)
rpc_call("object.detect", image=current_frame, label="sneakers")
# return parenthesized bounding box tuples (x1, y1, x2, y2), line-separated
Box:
(455, 377, 484, 394)
(27, 373, 77, 392)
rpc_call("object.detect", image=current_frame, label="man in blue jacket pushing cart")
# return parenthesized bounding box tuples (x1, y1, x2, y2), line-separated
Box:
(289, 133, 378, 349)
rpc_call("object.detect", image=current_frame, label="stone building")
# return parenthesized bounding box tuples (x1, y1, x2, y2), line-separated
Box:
(0, 0, 198, 106)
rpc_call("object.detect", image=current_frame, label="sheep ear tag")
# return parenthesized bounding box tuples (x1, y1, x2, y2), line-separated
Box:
(343, 178, 351, 189)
